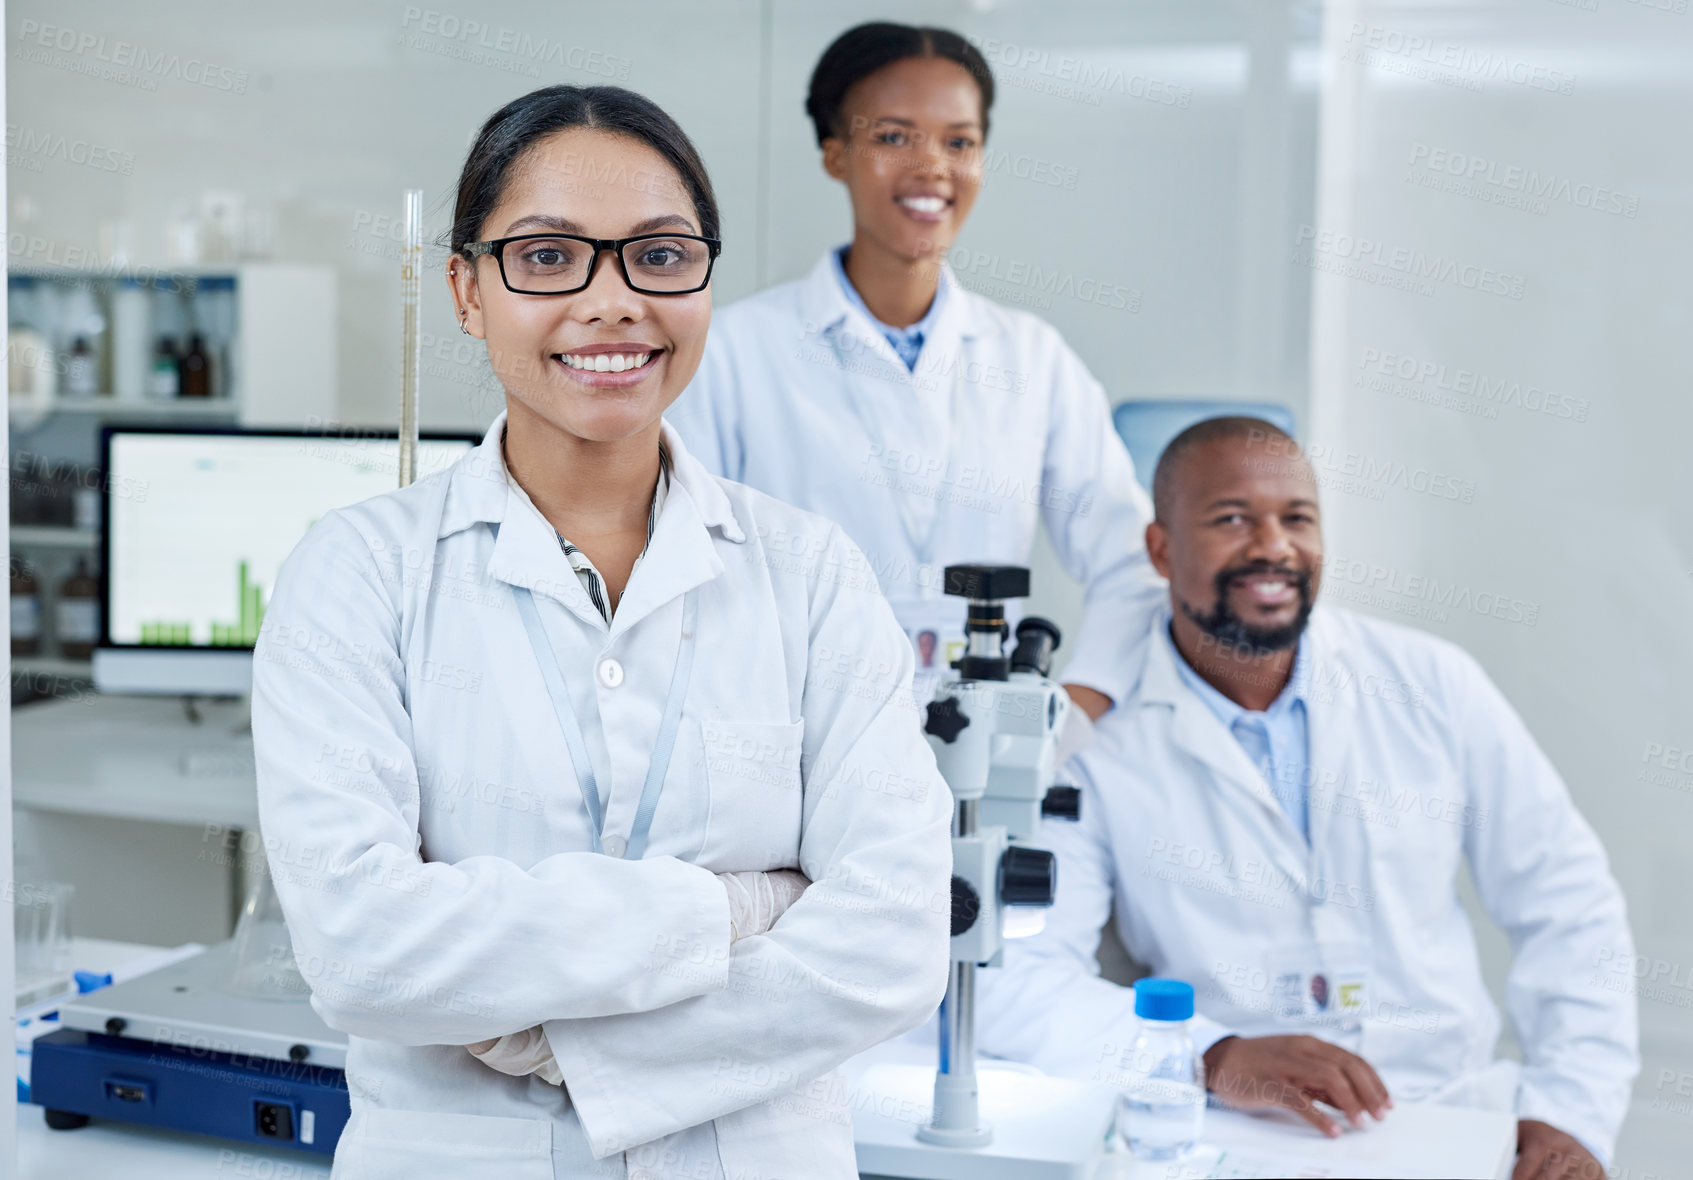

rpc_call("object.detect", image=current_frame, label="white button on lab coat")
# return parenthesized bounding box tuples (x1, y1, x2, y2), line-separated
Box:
(251, 415, 952, 1179)
(668, 251, 1165, 699)
(976, 606, 1639, 1162)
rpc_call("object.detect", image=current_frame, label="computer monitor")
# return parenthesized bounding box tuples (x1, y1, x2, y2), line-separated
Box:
(94, 426, 480, 696)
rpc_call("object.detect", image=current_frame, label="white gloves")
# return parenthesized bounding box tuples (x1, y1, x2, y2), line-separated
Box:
(1055, 695, 1097, 767)
(465, 1025, 564, 1085)
(465, 869, 811, 1086)
(718, 869, 810, 942)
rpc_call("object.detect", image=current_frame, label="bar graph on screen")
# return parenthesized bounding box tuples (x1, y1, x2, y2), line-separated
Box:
(141, 559, 271, 646)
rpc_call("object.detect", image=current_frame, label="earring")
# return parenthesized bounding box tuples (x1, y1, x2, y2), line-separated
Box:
(458, 307, 471, 336)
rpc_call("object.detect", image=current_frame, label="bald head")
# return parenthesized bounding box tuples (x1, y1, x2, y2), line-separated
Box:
(1152, 416, 1307, 522)
(1144, 415, 1323, 660)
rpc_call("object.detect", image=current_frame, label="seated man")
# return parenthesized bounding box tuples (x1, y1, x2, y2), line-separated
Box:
(977, 417, 1637, 1179)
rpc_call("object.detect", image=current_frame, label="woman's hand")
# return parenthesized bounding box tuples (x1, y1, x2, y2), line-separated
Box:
(464, 870, 812, 1085)
(718, 869, 811, 942)
(466, 1026, 564, 1085)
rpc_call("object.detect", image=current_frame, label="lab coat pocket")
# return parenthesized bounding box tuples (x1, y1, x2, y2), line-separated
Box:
(332, 1108, 553, 1180)
(699, 719, 806, 871)
(1357, 777, 1466, 927)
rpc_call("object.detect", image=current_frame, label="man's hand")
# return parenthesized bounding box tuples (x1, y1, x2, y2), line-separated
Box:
(1202, 1034, 1392, 1138)
(1513, 1120, 1603, 1180)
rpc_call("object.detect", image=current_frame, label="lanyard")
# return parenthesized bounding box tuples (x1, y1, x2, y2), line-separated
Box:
(825, 319, 969, 601)
(509, 582, 699, 860)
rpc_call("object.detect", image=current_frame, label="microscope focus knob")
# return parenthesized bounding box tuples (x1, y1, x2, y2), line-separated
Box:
(999, 846, 1057, 907)
(924, 696, 971, 744)
(949, 875, 982, 936)
(1040, 786, 1081, 821)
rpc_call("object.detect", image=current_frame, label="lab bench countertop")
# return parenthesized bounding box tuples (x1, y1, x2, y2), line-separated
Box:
(12, 694, 260, 828)
(19, 940, 1516, 1179)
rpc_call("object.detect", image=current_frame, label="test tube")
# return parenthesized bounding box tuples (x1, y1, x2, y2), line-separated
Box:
(398, 189, 423, 488)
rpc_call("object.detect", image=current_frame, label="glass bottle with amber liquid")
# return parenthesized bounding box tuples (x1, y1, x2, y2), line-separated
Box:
(11, 555, 42, 656)
(55, 558, 100, 661)
(178, 334, 211, 398)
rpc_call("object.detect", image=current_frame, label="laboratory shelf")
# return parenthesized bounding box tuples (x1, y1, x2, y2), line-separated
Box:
(9, 264, 241, 281)
(12, 658, 94, 679)
(10, 526, 99, 547)
(9, 395, 239, 419)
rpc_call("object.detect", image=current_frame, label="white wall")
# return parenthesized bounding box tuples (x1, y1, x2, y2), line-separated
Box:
(6, 0, 1319, 635)
(1310, 2, 1693, 1172)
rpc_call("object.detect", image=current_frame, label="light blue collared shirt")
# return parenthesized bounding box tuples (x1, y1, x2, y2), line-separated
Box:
(829, 245, 947, 371)
(1167, 623, 1313, 841)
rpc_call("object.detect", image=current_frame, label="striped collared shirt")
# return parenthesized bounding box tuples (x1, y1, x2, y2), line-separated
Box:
(503, 427, 671, 622)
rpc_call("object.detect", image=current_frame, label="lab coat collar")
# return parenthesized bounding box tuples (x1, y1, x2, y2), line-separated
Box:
(440, 413, 743, 541)
(795, 248, 982, 379)
(1140, 606, 1355, 865)
(1139, 608, 1301, 828)
(439, 412, 745, 630)
(605, 425, 739, 639)
(1170, 625, 1314, 730)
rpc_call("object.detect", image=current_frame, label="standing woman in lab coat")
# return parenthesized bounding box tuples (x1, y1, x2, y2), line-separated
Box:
(251, 84, 950, 1180)
(669, 22, 1164, 718)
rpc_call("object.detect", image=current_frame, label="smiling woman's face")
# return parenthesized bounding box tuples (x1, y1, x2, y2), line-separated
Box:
(449, 127, 712, 444)
(823, 55, 985, 263)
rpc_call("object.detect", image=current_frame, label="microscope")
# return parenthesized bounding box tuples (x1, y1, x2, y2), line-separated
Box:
(854, 565, 1118, 1178)
(916, 563, 1079, 1150)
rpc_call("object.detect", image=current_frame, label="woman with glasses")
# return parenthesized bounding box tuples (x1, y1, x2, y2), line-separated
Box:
(251, 84, 950, 1180)
(670, 21, 1164, 722)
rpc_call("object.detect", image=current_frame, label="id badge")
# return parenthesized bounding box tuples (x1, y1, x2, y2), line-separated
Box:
(1267, 941, 1371, 1033)
(889, 597, 967, 702)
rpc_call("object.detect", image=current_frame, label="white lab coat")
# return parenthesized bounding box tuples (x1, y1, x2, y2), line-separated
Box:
(976, 606, 1639, 1162)
(250, 414, 952, 1180)
(667, 251, 1163, 701)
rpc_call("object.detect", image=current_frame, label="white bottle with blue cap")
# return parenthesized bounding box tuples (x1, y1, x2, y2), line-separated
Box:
(1117, 977, 1206, 1160)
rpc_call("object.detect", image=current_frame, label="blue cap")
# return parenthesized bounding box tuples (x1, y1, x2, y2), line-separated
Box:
(1134, 978, 1194, 1021)
(73, 970, 113, 994)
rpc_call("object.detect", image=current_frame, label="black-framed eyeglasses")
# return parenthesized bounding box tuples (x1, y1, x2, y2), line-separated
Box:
(463, 232, 722, 296)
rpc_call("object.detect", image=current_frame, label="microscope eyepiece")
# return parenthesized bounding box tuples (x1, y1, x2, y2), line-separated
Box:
(1040, 785, 1081, 821)
(1010, 617, 1062, 677)
(944, 565, 1032, 682)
